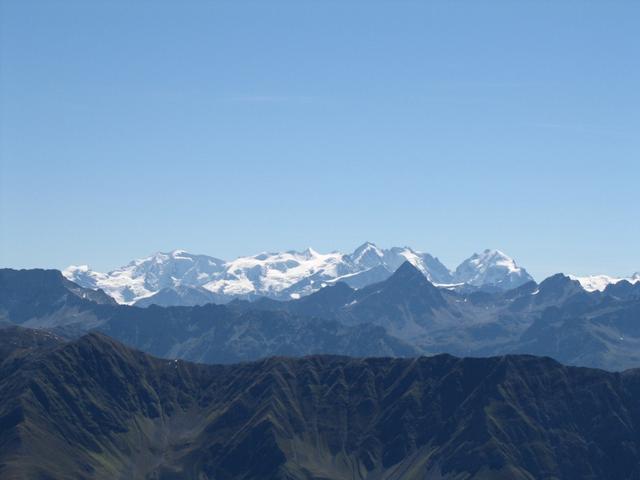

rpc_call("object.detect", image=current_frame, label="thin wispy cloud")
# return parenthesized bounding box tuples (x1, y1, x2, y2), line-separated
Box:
(222, 95, 317, 104)
(530, 122, 629, 136)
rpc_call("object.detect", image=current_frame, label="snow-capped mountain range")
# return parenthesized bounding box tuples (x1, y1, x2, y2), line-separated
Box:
(63, 243, 534, 305)
(569, 273, 640, 292)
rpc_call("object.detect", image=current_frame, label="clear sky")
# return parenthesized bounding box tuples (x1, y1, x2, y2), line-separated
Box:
(1, 0, 638, 280)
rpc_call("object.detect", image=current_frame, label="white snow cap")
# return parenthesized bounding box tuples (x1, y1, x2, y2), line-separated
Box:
(453, 249, 532, 288)
(569, 273, 640, 292)
(63, 243, 530, 304)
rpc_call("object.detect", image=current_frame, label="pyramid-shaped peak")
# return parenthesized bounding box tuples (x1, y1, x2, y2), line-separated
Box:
(359, 260, 445, 308)
(353, 241, 382, 254)
(350, 241, 385, 266)
(388, 261, 429, 283)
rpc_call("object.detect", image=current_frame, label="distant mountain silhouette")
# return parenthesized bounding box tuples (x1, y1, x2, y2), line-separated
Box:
(0, 269, 418, 363)
(3, 266, 640, 370)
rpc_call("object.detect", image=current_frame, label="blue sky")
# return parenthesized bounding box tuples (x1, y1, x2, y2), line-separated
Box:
(1, 0, 638, 279)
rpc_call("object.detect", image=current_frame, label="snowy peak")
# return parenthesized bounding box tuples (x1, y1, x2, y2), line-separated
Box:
(63, 244, 532, 305)
(345, 243, 453, 284)
(64, 250, 226, 304)
(388, 247, 453, 283)
(569, 273, 640, 292)
(349, 241, 386, 269)
(453, 249, 533, 290)
(203, 248, 346, 298)
(62, 265, 105, 290)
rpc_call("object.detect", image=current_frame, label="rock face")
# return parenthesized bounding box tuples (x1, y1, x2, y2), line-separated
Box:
(2, 328, 640, 480)
(0, 268, 420, 364)
(4, 266, 640, 370)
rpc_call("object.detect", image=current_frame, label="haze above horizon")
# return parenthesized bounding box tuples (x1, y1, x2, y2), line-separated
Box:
(1, 0, 638, 279)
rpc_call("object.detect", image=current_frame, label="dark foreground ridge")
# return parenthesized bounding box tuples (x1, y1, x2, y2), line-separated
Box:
(2, 326, 640, 479)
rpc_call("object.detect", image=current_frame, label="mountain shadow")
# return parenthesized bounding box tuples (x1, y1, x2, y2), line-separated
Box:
(2, 328, 640, 479)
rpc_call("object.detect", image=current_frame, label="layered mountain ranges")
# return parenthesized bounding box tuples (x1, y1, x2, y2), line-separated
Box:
(3, 262, 640, 370)
(63, 243, 534, 305)
(3, 261, 640, 477)
(3, 326, 640, 479)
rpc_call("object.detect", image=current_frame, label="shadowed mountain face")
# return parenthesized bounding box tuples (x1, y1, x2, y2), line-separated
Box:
(2, 266, 640, 370)
(0, 268, 115, 325)
(0, 269, 420, 363)
(2, 328, 640, 480)
(236, 265, 640, 370)
(133, 285, 228, 308)
(335, 262, 452, 340)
